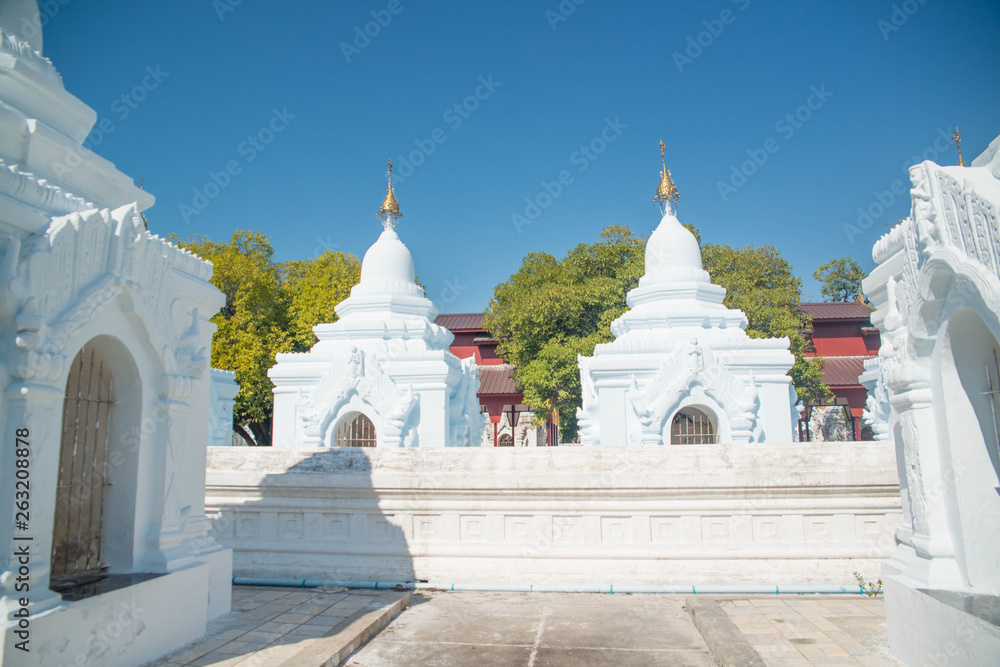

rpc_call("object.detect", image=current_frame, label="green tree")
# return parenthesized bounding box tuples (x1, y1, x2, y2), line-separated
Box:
(282, 250, 362, 349)
(173, 231, 291, 446)
(484, 226, 646, 440)
(702, 242, 831, 404)
(172, 231, 362, 445)
(813, 257, 868, 302)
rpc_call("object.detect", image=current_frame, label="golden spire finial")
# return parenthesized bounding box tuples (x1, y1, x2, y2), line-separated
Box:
(653, 140, 680, 214)
(377, 158, 402, 229)
(952, 127, 966, 167)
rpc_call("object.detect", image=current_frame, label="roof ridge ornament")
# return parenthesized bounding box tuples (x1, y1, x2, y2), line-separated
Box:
(653, 140, 680, 215)
(377, 158, 402, 229)
(952, 127, 966, 167)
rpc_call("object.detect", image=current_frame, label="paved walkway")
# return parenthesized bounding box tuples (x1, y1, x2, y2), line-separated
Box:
(347, 590, 716, 666)
(149, 587, 902, 667)
(150, 585, 407, 667)
(718, 596, 901, 666)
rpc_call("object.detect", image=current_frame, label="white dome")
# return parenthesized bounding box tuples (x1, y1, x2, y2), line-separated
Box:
(645, 211, 703, 276)
(359, 227, 416, 288)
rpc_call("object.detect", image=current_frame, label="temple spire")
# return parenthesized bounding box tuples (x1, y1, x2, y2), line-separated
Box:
(653, 140, 680, 214)
(952, 127, 966, 167)
(377, 158, 402, 229)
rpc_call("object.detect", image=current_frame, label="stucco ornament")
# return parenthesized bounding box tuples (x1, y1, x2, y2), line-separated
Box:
(863, 143, 1000, 664)
(5, 204, 211, 389)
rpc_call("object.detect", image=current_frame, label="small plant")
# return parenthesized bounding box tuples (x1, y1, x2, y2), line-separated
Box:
(853, 571, 882, 597)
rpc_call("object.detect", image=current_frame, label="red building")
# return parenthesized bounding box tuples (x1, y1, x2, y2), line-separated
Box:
(435, 313, 556, 446)
(798, 302, 881, 440)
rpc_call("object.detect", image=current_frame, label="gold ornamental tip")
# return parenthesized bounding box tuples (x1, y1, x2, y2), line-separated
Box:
(653, 140, 680, 212)
(377, 158, 402, 228)
(952, 127, 966, 167)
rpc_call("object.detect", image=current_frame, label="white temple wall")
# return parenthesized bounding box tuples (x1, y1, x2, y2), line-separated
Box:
(0, 12, 235, 652)
(864, 151, 1000, 665)
(208, 369, 238, 447)
(206, 444, 901, 587)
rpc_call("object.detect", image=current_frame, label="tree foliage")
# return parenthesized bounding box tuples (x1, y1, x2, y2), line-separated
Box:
(171, 231, 361, 445)
(484, 226, 645, 440)
(282, 251, 362, 350)
(813, 257, 867, 302)
(702, 242, 831, 404)
(486, 224, 831, 440)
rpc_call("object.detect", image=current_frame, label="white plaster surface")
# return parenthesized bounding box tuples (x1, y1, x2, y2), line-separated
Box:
(208, 369, 239, 447)
(577, 209, 797, 446)
(864, 143, 1000, 664)
(206, 444, 901, 587)
(3, 564, 211, 667)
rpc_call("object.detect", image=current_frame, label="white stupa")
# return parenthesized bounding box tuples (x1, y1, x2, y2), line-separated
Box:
(269, 161, 480, 447)
(577, 143, 798, 445)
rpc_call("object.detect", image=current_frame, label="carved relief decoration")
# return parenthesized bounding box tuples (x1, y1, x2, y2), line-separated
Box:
(4, 204, 213, 391)
(297, 346, 417, 446)
(627, 338, 762, 444)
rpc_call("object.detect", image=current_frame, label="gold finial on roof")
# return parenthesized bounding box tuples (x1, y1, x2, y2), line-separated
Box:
(953, 127, 966, 167)
(654, 140, 680, 213)
(377, 158, 402, 229)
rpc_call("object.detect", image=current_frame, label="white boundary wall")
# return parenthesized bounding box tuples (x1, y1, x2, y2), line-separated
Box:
(206, 444, 900, 587)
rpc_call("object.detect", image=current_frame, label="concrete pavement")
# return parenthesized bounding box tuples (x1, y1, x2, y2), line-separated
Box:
(346, 590, 716, 666)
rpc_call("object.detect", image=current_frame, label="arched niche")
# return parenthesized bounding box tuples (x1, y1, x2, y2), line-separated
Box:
(938, 307, 1000, 590)
(668, 405, 719, 445)
(50, 335, 142, 594)
(333, 411, 378, 448)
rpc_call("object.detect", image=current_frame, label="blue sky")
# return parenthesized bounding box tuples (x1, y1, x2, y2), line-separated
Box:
(45, 0, 1000, 312)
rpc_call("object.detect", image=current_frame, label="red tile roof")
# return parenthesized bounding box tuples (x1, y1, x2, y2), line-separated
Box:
(435, 313, 486, 331)
(820, 355, 874, 387)
(477, 364, 520, 395)
(798, 302, 875, 321)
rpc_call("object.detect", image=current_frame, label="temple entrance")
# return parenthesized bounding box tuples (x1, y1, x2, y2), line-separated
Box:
(50, 341, 115, 589)
(335, 412, 377, 447)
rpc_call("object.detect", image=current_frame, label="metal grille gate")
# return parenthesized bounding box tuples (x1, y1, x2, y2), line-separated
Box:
(334, 412, 377, 447)
(671, 407, 718, 445)
(50, 342, 115, 587)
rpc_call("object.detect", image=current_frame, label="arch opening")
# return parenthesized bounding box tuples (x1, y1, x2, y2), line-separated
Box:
(50, 336, 142, 594)
(670, 406, 718, 445)
(939, 307, 1000, 588)
(334, 412, 377, 448)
